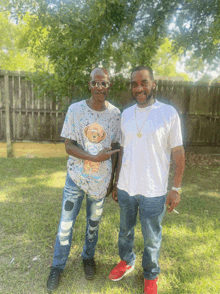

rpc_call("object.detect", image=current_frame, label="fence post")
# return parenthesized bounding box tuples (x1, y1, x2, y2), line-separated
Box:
(5, 71, 13, 157)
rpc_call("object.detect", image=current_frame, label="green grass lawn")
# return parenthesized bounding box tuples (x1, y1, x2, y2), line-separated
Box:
(0, 154, 220, 294)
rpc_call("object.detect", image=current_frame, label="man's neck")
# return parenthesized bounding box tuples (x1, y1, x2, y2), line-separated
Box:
(86, 98, 107, 111)
(136, 96, 155, 108)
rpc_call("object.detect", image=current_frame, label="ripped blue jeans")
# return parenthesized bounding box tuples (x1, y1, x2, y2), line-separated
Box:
(52, 173, 105, 271)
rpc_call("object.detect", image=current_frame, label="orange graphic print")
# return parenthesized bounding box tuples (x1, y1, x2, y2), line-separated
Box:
(83, 123, 106, 175)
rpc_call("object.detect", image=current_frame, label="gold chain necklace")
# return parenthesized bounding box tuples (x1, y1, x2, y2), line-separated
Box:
(135, 102, 154, 138)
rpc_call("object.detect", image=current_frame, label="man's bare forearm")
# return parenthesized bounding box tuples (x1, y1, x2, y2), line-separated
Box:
(65, 141, 95, 161)
(65, 138, 119, 163)
(172, 146, 185, 187)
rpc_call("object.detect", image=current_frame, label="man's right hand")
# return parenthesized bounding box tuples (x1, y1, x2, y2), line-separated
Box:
(94, 148, 120, 162)
(112, 185, 118, 203)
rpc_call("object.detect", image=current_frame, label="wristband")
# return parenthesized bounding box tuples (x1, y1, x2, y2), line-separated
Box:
(171, 187, 182, 194)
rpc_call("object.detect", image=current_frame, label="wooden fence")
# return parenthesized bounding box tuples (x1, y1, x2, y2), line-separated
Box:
(156, 79, 220, 147)
(0, 70, 220, 148)
(0, 71, 71, 144)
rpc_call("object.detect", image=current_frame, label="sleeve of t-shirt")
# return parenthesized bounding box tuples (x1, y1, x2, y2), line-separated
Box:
(60, 105, 77, 140)
(168, 108, 183, 149)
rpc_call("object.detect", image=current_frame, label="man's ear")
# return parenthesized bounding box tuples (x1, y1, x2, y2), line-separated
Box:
(152, 80, 156, 90)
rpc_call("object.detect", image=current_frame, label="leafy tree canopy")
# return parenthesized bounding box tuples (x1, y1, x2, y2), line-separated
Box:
(0, 6, 50, 72)
(2, 0, 219, 99)
(152, 38, 191, 81)
(169, 0, 220, 71)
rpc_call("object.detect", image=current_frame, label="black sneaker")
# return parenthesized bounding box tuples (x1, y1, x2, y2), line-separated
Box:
(82, 258, 96, 280)
(47, 267, 61, 292)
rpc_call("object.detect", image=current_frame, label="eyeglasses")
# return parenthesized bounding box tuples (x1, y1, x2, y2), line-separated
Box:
(90, 81, 110, 88)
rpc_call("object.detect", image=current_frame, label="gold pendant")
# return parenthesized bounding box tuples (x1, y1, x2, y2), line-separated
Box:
(137, 132, 142, 138)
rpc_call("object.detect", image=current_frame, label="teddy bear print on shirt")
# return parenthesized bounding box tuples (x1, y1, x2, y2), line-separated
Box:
(83, 123, 106, 175)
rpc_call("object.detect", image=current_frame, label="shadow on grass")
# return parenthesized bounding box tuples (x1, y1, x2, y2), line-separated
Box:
(0, 158, 220, 293)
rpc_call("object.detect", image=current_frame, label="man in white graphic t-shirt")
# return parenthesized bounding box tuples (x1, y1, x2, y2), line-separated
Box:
(109, 66, 185, 294)
(47, 68, 121, 292)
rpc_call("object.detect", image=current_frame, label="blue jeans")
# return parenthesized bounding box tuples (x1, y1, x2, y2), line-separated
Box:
(52, 173, 105, 271)
(117, 189, 166, 280)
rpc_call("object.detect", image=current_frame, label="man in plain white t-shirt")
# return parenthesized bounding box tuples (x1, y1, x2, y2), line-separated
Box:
(109, 66, 185, 294)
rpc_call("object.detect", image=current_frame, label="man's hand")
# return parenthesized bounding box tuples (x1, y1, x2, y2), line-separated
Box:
(112, 185, 118, 203)
(166, 190, 180, 213)
(94, 147, 120, 162)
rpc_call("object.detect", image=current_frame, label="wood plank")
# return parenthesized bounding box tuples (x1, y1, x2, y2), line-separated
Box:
(10, 108, 66, 113)
(189, 85, 197, 114)
(38, 92, 40, 141)
(0, 106, 4, 141)
(12, 76, 16, 141)
(5, 72, 13, 157)
(196, 83, 211, 115)
(0, 88, 3, 140)
(171, 81, 185, 114)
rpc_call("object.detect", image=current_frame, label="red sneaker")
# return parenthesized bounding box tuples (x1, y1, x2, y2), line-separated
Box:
(109, 260, 134, 281)
(144, 277, 158, 294)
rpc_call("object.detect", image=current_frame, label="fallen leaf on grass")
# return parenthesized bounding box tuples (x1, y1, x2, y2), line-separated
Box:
(32, 255, 40, 261)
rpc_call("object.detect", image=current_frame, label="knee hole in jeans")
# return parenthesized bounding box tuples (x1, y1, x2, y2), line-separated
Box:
(59, 220, 73, 246)
(64, 200, 74, 211)
(88, 219, 99, 242)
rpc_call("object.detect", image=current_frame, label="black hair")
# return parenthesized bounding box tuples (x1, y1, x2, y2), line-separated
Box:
(131, 66, 154, 81)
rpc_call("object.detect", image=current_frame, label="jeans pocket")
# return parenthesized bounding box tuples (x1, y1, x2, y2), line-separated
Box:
(142, 195, 166, 218)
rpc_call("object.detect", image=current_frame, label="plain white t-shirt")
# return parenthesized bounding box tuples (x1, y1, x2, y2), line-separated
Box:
(118, 100, 183, 197)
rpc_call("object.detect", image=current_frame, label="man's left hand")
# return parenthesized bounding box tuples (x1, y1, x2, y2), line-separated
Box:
(166, 190, 180, 213)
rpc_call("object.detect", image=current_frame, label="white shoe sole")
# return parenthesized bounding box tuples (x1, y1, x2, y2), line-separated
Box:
(111, 265, 135, 282)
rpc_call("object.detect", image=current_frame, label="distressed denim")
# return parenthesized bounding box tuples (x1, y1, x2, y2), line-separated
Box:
(52, 173, 105, 270)
(117, 189, 166, 280)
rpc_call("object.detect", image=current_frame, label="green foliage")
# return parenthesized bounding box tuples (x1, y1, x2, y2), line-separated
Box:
(2, 0, 219, 99)
(3, 0, 177, 99)
(152, 38, 190, 80)
(108, 75, 131, 109)
(170, 0, 220, 72)
(0, 10, 49, 72)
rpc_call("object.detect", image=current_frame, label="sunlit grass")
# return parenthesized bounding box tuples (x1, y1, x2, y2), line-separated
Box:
(0, 156, 220, 293)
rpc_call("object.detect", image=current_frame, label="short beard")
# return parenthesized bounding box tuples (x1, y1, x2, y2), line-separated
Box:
(133, 89, 154, 106)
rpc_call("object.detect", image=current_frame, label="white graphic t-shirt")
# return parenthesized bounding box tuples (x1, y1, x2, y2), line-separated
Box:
(118, 100, 183, 197)
(61, 100, 121, 199)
